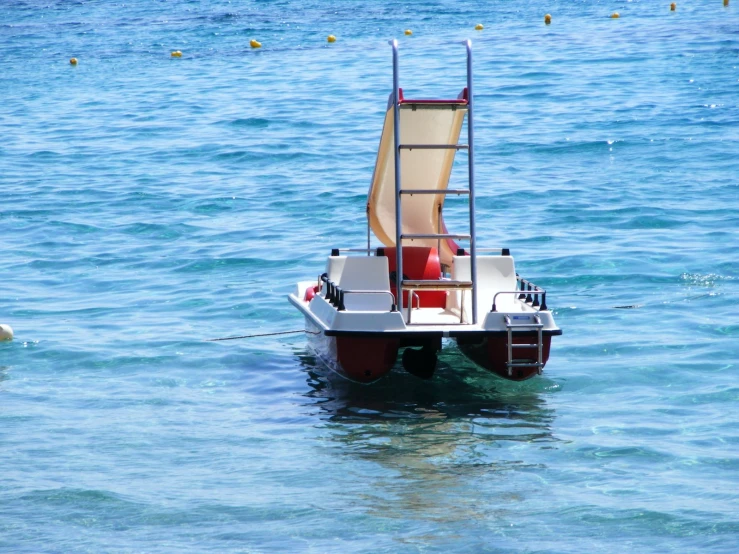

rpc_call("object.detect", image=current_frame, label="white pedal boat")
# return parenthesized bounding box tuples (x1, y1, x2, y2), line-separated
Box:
(288, 40, 561, 383)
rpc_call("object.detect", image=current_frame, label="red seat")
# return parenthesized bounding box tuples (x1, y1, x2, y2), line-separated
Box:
(380, 246, 447, 309)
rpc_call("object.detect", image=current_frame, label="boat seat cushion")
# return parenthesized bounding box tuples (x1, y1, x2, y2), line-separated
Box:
(453, 255, 517, 313)
(325, 255, 392, 311)
(380, 246, 447, 308)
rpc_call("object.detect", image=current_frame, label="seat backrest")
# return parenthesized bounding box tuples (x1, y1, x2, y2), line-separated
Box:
(325, 255, 392, 311)
(379, 246, 446, 308)
(337, 256, 391, 291)
(452, 255, 517, 315)
(326, 256, 347, 283)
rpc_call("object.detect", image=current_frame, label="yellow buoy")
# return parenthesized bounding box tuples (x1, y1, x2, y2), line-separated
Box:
(475, 23, 484, 31)
(171, 50, 182, 58)
(611, 12, 620, 18)
(69, 57, 78, 65)
(724, 0, 729, 6)
(404, 29, 413, 36)
(670, 2, 676, 10)
(327, 34, 336, 43)
(250, 39, 262, 48)
(544, 14, 552, 25)
(0, 324, 13, 341)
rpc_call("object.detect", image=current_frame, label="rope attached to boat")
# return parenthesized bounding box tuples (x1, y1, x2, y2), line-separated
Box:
(611, 292, 715, 309)
(206, 330, 305, 342)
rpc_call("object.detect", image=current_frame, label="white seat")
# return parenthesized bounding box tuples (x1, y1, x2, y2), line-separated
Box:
(325, 256, 345, 283)
(325, 256, 392, 311)
(451, 255, 519, 317)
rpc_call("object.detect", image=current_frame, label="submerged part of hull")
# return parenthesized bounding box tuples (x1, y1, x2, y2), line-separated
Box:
(306, 318, 399, 383)
(457, 334, 552, 381)
(336, 336, 400, 383)
(401, 346, 438, 380)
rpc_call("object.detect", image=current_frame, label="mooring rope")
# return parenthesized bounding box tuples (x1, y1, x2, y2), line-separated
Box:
(206, 330, 305, 342)
(611, 292, 714, 310)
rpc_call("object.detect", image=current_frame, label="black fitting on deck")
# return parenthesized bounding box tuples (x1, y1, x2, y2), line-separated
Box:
(331, 248, 340, 257)
(321, 274, 329, 298)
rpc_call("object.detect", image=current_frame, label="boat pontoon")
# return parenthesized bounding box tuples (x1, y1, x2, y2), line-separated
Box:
(288, 40, 561, 383)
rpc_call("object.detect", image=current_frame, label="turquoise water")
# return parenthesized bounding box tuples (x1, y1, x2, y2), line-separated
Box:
(2, 0, 738, 551)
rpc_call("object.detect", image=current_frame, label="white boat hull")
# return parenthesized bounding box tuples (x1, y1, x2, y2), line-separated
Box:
(289, 250, 561, 383)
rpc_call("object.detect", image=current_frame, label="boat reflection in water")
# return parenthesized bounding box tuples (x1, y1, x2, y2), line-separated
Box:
(297, 346, 560, 447)
(298, 347, 558, 425)
(295, 347, 563, 526)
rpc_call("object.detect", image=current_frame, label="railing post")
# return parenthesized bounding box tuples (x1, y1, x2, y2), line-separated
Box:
(390, 39, 404, 314)
(466, 40, 478, 325)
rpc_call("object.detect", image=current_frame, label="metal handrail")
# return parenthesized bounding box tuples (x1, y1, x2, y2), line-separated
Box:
(321, 273, 398, 312)
(492, 289, 548, 312)
(406, 291, 421, 323)
(466, 39, 478, 326)
(390, 39, 403, 314)
(340, 289, 397, 312)
(328, 248, 378, 255)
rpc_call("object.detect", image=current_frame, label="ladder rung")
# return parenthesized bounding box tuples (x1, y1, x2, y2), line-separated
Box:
(400, 189, 469, 195)
(401, 279, 472, 290)
(506, 323, 544, 329)
(401, 233, 471, 240)
(399, 103, 468, 110)
(399, 144, 469, 150)
(505, 312, 543, 374)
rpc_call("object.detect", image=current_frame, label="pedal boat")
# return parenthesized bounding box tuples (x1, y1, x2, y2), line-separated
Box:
(288, 40, 561, 383)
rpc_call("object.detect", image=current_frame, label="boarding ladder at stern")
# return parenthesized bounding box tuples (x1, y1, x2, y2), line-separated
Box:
(505, 314, 544, 376)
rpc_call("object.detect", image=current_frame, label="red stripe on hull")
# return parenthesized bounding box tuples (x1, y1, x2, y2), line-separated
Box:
(304, 319, 399, 383)
(335, 336, 400, 383)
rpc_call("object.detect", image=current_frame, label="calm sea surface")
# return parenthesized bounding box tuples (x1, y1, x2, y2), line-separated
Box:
(1, 1, 738, 552)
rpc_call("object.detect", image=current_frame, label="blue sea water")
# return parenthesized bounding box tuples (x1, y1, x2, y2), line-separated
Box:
(1, 0, 738, 552)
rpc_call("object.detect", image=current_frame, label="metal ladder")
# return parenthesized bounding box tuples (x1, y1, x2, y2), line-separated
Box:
(504, 314, 544, 376)
(389, 39, 478, 324)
